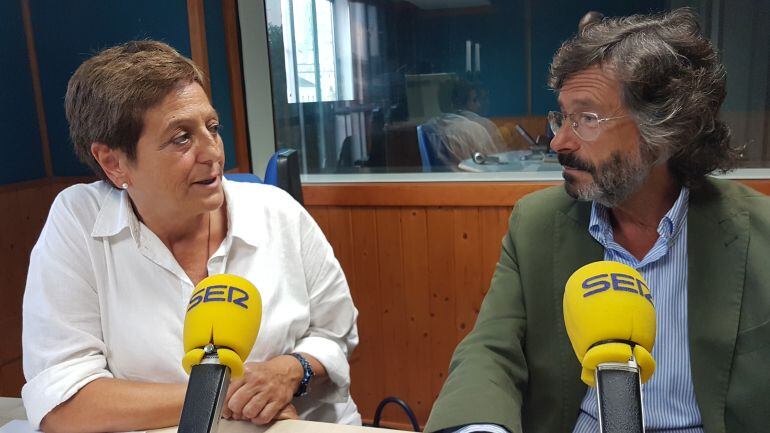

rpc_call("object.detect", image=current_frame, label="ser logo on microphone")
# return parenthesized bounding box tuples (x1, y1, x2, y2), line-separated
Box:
(581, 272, 653, 304)
(187, 284, 250, 311)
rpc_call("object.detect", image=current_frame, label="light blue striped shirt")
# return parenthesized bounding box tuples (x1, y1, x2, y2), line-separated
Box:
(573, 187, 704, 433)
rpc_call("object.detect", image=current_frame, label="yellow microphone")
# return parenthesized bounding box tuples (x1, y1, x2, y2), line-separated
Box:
(563, 261, 656, 433)
(178, 274, 262, 433)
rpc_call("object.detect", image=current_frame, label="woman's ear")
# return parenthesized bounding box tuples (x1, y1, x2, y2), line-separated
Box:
(91, 142, 129, 187)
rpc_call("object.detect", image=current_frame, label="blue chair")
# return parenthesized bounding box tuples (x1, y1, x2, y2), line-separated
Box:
(224, 148, 304, 206)
(264, 148, 304, 205)
(416, 124, 434, 172)
(416, 123, 451, 172)
(223, 173, 262, 183)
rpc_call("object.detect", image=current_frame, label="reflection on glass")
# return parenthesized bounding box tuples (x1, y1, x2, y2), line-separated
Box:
(280, 0, 348, 103)
(261, 0, 770, 176)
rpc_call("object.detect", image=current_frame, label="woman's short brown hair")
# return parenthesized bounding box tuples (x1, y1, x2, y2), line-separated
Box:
(65, 40, 205, 183)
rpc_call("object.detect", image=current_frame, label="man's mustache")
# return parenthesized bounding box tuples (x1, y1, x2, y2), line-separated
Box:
(558, 153, 595, 173)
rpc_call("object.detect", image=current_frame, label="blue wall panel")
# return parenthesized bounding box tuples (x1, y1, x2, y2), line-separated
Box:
(530, 0, 667, 116)
(0, 1, 46, 184)
(205, 0, 238, 171)
(408, 0, 666, 118)
(412, 0, 528, 117)
(30, 0, 236, 176)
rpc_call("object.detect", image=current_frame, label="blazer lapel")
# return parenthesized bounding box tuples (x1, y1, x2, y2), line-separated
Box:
(553, 201, 603, 432)
(688, 183, 749, 433)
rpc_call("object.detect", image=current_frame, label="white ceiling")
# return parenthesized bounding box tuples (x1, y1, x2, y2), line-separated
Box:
(402, 0, 492, 10)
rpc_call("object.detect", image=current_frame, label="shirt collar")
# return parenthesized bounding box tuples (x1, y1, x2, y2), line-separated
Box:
(589, 186, 690, 248)
(91, 184, 140, 239)
(222, 178, 264, 248)
(90, 178, 265, 248)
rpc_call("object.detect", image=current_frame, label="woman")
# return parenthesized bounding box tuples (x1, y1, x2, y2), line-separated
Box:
(22, 40, 360, 433)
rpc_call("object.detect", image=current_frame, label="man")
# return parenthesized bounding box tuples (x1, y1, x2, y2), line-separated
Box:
(426, 79, 508, 169)
(425, 8, 769, 433)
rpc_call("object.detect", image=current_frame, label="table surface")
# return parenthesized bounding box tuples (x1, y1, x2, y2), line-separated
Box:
(0, 397, 409, 433)
(458, 150, 563, 173)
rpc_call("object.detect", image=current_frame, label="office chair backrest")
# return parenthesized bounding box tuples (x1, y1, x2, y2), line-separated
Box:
(223, 173, 262, 183)
(416, 124, 434, 172)
(264, 148, 304, 206)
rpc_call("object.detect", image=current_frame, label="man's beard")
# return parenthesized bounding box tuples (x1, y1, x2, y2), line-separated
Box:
(558, 146, 655, 208)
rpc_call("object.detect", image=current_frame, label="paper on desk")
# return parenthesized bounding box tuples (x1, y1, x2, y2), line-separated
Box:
(0, 420, 35, 433)
(0, 418, 267, 433)
(148, 419, 268, 433)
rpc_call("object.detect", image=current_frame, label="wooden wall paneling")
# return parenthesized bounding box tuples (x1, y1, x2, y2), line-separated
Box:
(0, 188, 25, 397)
(0, 314, 22, 367)
(17, 184, 51, 241)
(0, 190, 21, 323)
(303, 182, 560, 207)
(399, 208, 433, 425)
(348, 208, 384, 418)
(373, 208, 411, 422)
(741, 180, 770, 195)
(21, 0, 53, 178)
(323, 208, 356, 292)
(452, 208, 482, 343)
(0, 181, 61, 397)
(221, 0, 251, 173)
(0, 358, 24, 397)
(478, 208, 506, 301)
(425, 208, 456, 400)
(307, 206, 330, 235)
(187, 0, 211, 96)
(0, 315, 23, 397)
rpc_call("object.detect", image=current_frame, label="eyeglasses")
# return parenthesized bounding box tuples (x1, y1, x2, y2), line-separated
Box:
(547, 111, 627, 142)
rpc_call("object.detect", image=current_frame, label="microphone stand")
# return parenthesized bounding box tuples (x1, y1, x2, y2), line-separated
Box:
(595, 354, 645, 433)
(178, 344, 231, 433)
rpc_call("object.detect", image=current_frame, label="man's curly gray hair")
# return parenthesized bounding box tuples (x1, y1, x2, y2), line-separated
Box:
(549, 8, 742, 187)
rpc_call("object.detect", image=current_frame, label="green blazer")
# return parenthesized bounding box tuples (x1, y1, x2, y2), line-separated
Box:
(425, 178, 770, 433)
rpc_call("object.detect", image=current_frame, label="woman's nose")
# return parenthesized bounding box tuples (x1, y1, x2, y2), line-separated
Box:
(198, 129, 223, 162)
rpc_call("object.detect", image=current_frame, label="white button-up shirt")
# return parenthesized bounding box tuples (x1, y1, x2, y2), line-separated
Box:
(22, 179, 360, 429)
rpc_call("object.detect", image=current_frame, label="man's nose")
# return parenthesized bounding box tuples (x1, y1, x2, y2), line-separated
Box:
(549, 123, 581, 153)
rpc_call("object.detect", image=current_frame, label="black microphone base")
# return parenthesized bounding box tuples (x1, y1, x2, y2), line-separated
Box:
(178, 363, 231, 433)
(596, 363, 644, 433)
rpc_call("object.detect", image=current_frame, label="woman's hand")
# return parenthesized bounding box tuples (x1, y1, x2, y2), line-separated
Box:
(273, 403, 299, 422)
(222, 356, 303, 424)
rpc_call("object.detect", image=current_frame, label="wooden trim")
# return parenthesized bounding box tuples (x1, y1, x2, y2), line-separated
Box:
(0, 176, 99, 194)
(740, 180, 770, 195)
(362, 419, 416, 432)
(0, 177, 53, 194)
(303, 182, 560, 207)
(222, 0, 251, 173)
(21, 0, 53, 178)
(187, 0, 211, 97)
(303, 179, 770, 207)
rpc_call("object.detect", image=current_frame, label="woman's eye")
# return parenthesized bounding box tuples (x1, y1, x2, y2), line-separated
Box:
(172, 133, 191, 145)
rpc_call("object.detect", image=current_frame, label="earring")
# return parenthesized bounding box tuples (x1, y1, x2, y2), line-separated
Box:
(121, 182, 128, 190)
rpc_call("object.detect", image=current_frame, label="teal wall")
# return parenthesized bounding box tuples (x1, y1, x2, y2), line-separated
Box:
(0, 0, 46, 184)
(0, 0, 238, 184)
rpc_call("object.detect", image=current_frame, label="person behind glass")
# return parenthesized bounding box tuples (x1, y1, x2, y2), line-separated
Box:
(22, 40, 361, 433)
(427, 79, 507, 169)
(425, 8, 770, 433)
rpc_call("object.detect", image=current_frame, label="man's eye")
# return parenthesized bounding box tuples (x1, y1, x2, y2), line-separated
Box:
(172, 133, 191, 145)
(580, 114, 599, 127)
(208, 123, 221, 135)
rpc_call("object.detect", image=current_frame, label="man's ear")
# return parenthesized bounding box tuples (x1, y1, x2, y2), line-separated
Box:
(91, 142, 129, 186)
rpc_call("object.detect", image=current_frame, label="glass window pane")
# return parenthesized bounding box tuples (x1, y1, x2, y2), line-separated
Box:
(258, 0, 770, 179)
